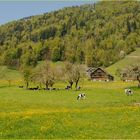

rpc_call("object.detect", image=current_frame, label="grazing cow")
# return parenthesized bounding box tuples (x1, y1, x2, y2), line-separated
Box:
(65, 85, 71, 90)
(28, 87, 33, 90)
(77, 93, 86, 100)
(28, 86, 39, 90)
(33, 86, 39, 90)
(41, 87, 50, 90)
(125, 88, 133, 96)
(49, 87, 56, 90)
(76, 86, 81, 90)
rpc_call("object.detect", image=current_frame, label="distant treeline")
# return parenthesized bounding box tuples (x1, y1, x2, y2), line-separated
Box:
(0, 1, 140, 69)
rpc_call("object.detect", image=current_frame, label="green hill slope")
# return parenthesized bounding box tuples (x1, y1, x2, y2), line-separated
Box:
(0, 66, 22, 80)
(106, 48, 140, 80)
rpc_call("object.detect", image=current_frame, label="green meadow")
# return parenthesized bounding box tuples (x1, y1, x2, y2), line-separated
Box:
(0, 80, 140, 139)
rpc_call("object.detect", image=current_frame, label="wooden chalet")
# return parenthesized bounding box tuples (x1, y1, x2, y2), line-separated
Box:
(87, 67, 114, 81)
(120, 67, 139, 81)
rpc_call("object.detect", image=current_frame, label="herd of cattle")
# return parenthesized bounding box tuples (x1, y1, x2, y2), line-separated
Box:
(19, 86, 58, 90)
(19, 85, 134, 100)
(19, 85, 81, 91)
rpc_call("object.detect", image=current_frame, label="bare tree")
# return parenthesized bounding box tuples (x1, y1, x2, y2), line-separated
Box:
(63, 62, 74, 89)
(73, 64, 85, 89)
(33, 61, 56, 89)
(64, 62, 85, 89)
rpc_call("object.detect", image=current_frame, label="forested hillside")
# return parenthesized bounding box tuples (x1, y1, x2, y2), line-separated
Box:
(0, 1, 140, 69)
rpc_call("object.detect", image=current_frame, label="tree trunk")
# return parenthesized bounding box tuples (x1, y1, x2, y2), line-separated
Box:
(45, 81, 49, 89)
(75, 78, 80, 89)
(49, 80, 54, 88)
(69, 81, 73, 89)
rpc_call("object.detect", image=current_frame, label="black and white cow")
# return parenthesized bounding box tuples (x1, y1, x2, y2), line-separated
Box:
(77, 93, 86, 100)
(65, 85, 71, 90)
(125, 88, 133, 96)
(76, 86, 81, 90)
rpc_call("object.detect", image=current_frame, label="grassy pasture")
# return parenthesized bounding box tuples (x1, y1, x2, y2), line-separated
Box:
(0, 81, 140, 139)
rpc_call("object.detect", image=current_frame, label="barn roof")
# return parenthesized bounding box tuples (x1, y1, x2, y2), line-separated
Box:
(87, 67, 114, 77)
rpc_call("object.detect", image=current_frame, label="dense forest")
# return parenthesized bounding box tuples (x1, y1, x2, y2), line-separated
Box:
(0, 1, 140, 69)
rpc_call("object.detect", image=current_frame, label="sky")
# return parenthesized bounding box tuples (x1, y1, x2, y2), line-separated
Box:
(0, 1, 96, 25)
